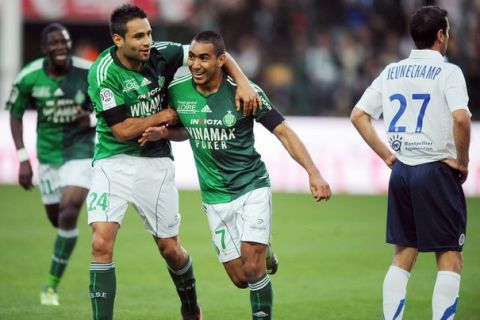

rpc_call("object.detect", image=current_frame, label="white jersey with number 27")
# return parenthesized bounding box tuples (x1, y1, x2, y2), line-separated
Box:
(355, 49, 470, 166)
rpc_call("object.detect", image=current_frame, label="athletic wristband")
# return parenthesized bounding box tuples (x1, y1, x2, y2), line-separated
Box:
(89, 112, 97, 127)
(17, 148, 29, 162)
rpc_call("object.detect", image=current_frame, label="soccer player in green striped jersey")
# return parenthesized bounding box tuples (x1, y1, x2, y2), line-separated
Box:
(87, 5, 261, 320)
(6, 23, 95, 306)
(140, 31, 332, 320)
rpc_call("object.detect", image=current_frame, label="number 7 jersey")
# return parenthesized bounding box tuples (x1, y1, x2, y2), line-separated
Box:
(355, 49, 471, 165)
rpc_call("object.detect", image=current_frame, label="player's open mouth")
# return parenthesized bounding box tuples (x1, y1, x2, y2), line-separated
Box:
(192, 72, 205, 81)
(54, 53, 68, 61)
(139, 49, 150, 56)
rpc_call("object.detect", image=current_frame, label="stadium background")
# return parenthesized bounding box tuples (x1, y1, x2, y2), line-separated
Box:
(0, 0, 479, 319)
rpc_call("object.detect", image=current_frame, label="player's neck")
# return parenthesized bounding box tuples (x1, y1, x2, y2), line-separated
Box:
(115, 49, 143, 71)
(196, 72, 223, 95)
(46, 60, 69, 78)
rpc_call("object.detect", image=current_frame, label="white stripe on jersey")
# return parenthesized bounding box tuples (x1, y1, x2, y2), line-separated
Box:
(169, 74, 191, 88)
(14, 58, 43, 84)
(96, 55, 113, 85)
(72, 56, 92, 70)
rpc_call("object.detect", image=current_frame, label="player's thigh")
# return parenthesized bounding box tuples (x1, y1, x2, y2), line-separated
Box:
(131, 157, 181, 238)
(38, 164, 61, 205)
(387, 161, 417, 247)
(411, 162, 466, 252)
(58, 159, 92, 190)
(204, 187, 272, 263)
(87, 157, 132, 225)
(238, 187, 272, 245)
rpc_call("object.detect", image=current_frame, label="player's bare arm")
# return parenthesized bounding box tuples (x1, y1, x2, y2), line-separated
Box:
(138, 126, 188, 146)
(111, 108, 178, 141)
(223, 52, 262, 116)
(272, 122, 331, 202)
(443, 109, 471, 184)
(10, 115, 33, 190)
(351, 107, 396, 168)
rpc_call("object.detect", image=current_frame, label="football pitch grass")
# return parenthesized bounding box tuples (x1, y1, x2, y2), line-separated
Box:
(0, 185, 478, 319)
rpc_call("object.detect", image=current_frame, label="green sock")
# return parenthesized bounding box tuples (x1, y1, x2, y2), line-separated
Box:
(248, 273, 273, 320)
(90, 262, 116, 320)
(167, 256, 199, 314)
(47, 229, 78, 289)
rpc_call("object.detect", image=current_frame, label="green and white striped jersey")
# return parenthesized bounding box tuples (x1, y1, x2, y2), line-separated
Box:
(168, 73, 284, 204)
(7, 57, 94, 165)
(88, 42, 185, 161)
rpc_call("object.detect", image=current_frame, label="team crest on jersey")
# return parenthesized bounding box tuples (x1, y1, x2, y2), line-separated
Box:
(32, 86, 50, 98)
(74, 90, 86, 104)
(223, 110, 236, 127)
(389, 134, 403, 152)
(157, 76, 165, 89)
(122, 79, 139, 93)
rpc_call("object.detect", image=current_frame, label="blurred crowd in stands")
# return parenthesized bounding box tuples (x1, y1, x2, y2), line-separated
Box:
(60, 0, 478, 118)
(171, 0, 479, 119)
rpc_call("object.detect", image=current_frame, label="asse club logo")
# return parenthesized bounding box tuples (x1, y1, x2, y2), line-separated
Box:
(223, 110, 236, 127)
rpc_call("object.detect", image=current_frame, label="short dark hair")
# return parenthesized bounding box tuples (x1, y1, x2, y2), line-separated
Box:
(41, 23, 69, 46)
(192, 31, 226, 57)
(110, 4, 147, 38)
(409, 6, 448, 49)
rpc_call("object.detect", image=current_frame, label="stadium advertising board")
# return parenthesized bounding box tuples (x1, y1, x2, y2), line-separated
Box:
(0, 111, 479, 196)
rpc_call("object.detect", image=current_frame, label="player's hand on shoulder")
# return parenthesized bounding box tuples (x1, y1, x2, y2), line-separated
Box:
(19, 161, 33, 190)
(138, 126, 168, 146)
(310, 174, 332, 202)
(235, 82, 262, 116)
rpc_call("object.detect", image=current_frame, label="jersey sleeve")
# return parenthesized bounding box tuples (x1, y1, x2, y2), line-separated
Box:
(354, 71, 384, 120)
(88, 69, 126, 126)
(152, 41, 184, 75)
(252, 83, 285, 132)
(445, 67, 470, 115)
(6, 76, 31, 119)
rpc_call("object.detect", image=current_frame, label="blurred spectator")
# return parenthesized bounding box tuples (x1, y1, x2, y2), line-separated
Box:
(21, 0, 480, 119)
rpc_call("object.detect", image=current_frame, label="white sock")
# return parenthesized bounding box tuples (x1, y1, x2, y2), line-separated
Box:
(432, 271, 460, 320)
(383, 265, 410, 320)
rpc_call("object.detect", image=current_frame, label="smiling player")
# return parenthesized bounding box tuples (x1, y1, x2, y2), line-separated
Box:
(7, 23, 95, 306)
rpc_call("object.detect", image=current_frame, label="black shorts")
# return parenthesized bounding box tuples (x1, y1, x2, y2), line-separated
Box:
(387, 160, 467, 252)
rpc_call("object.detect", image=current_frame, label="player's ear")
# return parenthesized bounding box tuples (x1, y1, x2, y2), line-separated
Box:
(437, 28, 445, 43)
(112, 33, 123, 48)
(218, 53, 226, 68)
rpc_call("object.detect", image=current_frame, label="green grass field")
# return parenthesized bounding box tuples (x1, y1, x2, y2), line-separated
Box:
(0, 185, 478, 319)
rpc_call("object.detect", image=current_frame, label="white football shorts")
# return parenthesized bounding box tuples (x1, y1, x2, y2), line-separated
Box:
(38, 159, 92, 205)
(203, 187, 272, 262)
(87, 155, 181, 238)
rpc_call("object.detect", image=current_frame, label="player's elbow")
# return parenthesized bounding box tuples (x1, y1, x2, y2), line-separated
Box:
(350, 107, 366, 126)
(452, 109, 471, 129)
(111, 126, 131, 141)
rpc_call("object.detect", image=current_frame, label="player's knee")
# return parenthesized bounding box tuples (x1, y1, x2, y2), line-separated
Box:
(58, 206, 80, 228)
(242, 260, 264, 281)
(232, 278, 248, 289)
(91, 235, 114, 260)
(159, 243, 183, 265)
(228, 272, 248, 288)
